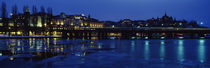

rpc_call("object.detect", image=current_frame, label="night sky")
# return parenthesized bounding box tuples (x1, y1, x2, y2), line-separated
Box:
(1, 0, 210, 27)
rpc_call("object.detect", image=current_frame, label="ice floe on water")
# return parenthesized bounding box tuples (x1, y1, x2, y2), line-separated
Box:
(49, 51, 210, 68)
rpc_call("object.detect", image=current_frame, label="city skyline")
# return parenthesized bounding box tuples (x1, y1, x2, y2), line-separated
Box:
(0, 1, 206, 38)
(1, 1, 210, 68)
(1, 0, 209, 27)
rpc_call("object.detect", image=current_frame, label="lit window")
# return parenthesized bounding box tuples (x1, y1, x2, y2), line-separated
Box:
(60, 21, 64, 25)
(0, 23, 3, 26)
(51, 21, 53, 24)
(9, 23, 14, 26)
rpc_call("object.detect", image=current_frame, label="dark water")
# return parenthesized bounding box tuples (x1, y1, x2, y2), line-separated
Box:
(0, 38, 210, 68)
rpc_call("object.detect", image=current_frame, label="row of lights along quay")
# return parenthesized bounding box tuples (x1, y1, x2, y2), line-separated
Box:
(0, 2, 210, 39)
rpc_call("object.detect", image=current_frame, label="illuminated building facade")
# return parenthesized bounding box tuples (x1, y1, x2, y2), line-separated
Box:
(2, 9, 105, 36)
(0, 6, 205, 37)
(51, 13, 104, 29)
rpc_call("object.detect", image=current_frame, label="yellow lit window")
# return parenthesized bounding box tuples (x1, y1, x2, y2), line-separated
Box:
(71, 23, 74, 26)
(61, 21, 64, 25)
(17, 31, 22, 35)
(51, 21, 53, 24)
(0, 23, 3, 26)
(81, 23, 83, 26)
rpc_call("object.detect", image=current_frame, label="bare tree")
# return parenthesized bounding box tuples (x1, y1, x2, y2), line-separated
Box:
(1, 2, 8, 35)
(23, 5, 29, 13)
(32, 5, 37, 14)
(12, 5, 18, 15)
(1, 2, 7, 18)
(47, 7, 52, 15)
(40, 6, 45, 13)
(11, 5, 18, 35)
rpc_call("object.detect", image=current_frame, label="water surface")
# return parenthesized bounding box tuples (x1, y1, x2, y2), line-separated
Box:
(0, 38, 209, 68)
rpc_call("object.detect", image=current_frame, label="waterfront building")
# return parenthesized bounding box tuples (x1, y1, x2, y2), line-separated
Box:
(0, 4, 206, 37)
(119, 19, 133, 27)
(84, 16, 104, 28)
(51, 13, 104, 28)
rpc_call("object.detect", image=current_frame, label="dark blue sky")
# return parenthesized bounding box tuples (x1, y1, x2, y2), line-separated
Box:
(1, 0, 210, 27)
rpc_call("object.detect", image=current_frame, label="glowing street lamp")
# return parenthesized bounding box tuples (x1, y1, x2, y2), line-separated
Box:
(200, 22, 204, 25)
(10, 13, 13, 16)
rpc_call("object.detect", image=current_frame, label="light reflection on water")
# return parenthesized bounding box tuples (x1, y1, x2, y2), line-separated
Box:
(199, 39, 205, 63)
(0, 38, 209, 68)
(131, 41, 135, 52)
(160, 40, 165, 61)
(144, 40, 150, 60)
(177, 40, 184, 62)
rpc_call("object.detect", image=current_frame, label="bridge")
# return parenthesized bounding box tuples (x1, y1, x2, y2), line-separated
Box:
(59, 27, 210, 39)
(1, 27, 210, 39)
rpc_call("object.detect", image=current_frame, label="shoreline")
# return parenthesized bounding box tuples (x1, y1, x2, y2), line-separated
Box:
(0, 35, 61, 39)
(0, 36, 209, 39)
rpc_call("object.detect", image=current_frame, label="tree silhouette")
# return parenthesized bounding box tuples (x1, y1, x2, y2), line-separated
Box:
(23, 5, 29, 13)
(1, 2, 7, 27)
(40, 6, 45, 13)
(11, 5, 18, 35)
(47, 7, 53, 35)
(1, 2, 7, 18)
(32, 5, 37, 14)
(12, 5, 18, 15)
(47, 7, 52, 15)
(1, 2, 8, 35)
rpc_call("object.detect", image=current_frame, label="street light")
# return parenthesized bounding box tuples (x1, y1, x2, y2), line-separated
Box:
(200, 22, 204, 25)
(10, 13, 13, 16)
